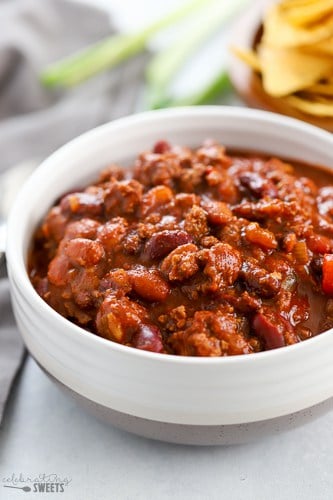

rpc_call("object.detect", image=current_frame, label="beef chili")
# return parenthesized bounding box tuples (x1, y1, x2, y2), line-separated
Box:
(29, 140, 333, 356)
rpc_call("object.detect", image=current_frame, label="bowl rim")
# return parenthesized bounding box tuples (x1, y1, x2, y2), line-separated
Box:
(7, 105, 333, 365)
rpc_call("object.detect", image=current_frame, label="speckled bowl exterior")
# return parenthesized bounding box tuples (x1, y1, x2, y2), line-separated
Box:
(6, 107, 333, 444)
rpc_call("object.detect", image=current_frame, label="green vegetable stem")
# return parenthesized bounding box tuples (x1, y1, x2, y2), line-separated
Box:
(41, 0, 210, 88)
(145, 0, 249, 109)
(165, 69, 232, 108)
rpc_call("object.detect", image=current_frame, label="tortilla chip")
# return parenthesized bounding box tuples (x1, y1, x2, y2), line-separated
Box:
(263, 5, 333, 48)
(230, 47, 261, 72)
(232, 0, 333, 117)
(281, 0, 333, 27)
(304, 82, 333, 95)
(285, 94, 333, 115)
(258, 44, 333, 96)
(281, 0, 321, 8)
(306, 35, 333, 55)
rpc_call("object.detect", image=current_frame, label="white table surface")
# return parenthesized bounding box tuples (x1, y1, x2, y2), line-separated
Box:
(1, 1, 333, 499)
(1, 357, 333, 500)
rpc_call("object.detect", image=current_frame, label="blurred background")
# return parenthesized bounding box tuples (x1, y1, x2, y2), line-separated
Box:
(1, 0, 332, 178)
(0, 0, 248, 184)
(79, 0, 237, 105)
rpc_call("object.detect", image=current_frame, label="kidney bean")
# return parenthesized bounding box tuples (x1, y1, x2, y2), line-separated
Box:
(65, 219, 101, 240)
(141, 185, 173, 217)
(47, 255, 70, 286)
(60, 192, 104, 216)
(42, 207, 67, 243)
(97, 218, 127, 251)
(153, 140, 171, 154)
(252, 313, 285, 350)
(128, 266, 170, 301)
(200, 198, 232, 225)
(132, 324, 164, 353)
(144, 230, 193, 260)
(239, 172, 278, 198)
(64, 238, 105, 267)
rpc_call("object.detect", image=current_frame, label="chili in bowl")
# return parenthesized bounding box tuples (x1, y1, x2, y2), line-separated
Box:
(6, 107, 333, 444)
(29, 140, 333, 356)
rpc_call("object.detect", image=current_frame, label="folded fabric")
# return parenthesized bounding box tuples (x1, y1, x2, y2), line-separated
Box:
(0, 0, 148, 173)
(0, 280, 25, 423)
(0, 0, 147, 423)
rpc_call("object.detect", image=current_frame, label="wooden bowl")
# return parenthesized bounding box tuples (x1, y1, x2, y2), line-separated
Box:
(228, 1, 333, 132)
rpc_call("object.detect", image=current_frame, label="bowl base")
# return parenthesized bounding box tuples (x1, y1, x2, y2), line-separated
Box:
(38, 362, 333, 446)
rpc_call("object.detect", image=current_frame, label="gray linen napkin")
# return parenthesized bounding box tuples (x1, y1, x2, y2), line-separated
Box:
(0, 281, 25, 423)
(0, 0, 147, 423)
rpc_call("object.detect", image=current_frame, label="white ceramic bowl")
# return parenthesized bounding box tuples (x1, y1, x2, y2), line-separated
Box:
(6, 107, 333, 445)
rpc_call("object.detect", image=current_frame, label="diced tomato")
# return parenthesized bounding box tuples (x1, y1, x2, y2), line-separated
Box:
(307, 234, 332, 254)
(322, 254, 333, 295)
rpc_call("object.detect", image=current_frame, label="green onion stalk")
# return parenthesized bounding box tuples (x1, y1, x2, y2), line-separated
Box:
(41, 0, 211, 88)
(145, 0, 250, 109)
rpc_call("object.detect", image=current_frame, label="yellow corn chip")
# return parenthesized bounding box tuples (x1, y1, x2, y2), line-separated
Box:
(281, 0, 321, 8)
(258, 44, 333, 96)
(285, 94, 333, 115)
(305, 82, 333, 95)
(281, 0, 333, 27)
(263, 5, 333, 48)
(306, 36, 333, 55)
(230, 46, 261, 72)
(232, 0, 333, 117)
